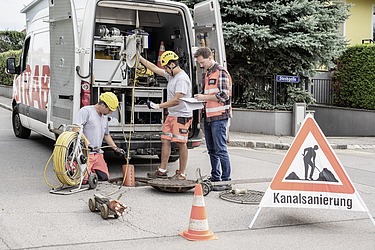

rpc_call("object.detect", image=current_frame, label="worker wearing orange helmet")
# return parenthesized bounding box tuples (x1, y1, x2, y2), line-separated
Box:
(73, 92, 125, 181)
(139, 50, 192, 180)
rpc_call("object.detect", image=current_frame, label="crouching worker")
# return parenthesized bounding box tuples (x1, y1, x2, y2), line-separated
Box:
(73, 92, 125, 181)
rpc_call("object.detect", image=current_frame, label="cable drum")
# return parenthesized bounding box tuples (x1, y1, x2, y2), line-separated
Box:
(53, 131, 89, 186)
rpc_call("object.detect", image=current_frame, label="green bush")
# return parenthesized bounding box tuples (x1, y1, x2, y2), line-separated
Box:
(332, 45, 375, 110)
(0, 50, 21, 85)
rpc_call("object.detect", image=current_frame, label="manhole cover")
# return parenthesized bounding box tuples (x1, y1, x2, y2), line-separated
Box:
(148, 178, 196, 193)
(219, 189, 264, 204)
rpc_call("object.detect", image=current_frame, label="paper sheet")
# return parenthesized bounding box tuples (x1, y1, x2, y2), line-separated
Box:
(179, 97, 204, 110)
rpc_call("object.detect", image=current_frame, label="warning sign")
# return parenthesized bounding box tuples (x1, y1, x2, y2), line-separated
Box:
(259, 115, 369, 212)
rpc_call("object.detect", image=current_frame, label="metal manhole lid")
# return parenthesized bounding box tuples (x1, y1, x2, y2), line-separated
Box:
(219, 189, 264, 204)
(148, 179, 196, 193)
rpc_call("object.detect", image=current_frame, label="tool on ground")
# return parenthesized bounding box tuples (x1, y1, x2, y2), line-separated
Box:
(196, 168, 272, 196)
(44, 125, 98, 195)
(88, 194, 127, 220)
(232, 188, 249, 195)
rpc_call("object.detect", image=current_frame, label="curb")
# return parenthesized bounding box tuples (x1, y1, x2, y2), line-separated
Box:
(227, 140, 350, 150)
(0, 102, 11, 111)
(227, 140, 290, 150)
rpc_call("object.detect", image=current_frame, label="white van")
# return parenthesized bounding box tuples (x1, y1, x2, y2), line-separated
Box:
(6, 0, 226, 160)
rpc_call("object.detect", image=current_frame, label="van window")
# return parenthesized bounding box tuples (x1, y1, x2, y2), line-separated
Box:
(21, 37, 30, 72)
(31, 31, 50, 68)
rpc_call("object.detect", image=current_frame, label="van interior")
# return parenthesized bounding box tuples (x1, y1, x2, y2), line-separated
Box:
(91, 4, 194, 133)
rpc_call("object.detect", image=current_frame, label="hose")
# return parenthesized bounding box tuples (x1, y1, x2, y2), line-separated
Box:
(118, 48, 138, 189)
(50, 131, 89, 187)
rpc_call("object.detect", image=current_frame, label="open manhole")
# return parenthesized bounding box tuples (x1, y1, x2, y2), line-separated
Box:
(148, 178, 196, 193)
(219, 189, 265, 204)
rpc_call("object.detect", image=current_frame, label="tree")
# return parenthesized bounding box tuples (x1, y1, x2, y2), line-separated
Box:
(222, 0, 349, 75)
(0, 31, 25, 53)
(180, 0, 350, 105)
(0, 31, 25, 85)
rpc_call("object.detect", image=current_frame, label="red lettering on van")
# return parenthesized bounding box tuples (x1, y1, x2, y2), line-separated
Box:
(14, 64, 50, 111)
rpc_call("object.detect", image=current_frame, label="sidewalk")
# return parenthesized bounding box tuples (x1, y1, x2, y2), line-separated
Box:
(0, 95, 11, 111)
(228, 131, 375, 150)
(1, 95, 374, 150)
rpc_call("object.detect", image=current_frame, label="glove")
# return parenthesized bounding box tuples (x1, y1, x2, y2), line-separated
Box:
(114, 147, 126, 157)
(88, 145, 100, 153)
(146, 100, 160, 110)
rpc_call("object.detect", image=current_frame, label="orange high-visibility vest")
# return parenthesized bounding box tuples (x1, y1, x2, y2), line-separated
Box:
(204, 64, 232, 122)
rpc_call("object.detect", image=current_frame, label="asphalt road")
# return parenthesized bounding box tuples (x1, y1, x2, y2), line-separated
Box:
(0, 107, 374, 250)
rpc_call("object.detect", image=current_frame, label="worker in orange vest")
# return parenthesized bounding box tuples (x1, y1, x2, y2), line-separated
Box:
(194, 47, 233, 191)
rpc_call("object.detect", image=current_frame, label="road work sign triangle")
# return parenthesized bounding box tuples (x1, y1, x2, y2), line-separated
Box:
(271, 114, 354, 194)
(259, 114, 369, 212)
(249, 115, 374, 229)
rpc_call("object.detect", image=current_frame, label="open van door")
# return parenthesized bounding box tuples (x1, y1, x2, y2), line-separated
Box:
(49, 0, 79, 129)
(194, 0, 227, 68)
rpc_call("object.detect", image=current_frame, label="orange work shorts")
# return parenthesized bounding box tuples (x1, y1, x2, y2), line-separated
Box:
(161, 116, 192, 143)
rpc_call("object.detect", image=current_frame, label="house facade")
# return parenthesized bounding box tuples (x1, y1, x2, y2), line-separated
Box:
(345, 0, 375, 45)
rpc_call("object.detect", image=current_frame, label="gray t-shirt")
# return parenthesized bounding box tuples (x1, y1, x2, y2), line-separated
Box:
(164, 70, 192, 117)
(73, 105, 109, 154)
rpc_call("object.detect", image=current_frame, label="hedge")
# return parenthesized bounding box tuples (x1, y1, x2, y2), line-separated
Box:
(332, 45, 375, 110)
(0, 50, 21, 85)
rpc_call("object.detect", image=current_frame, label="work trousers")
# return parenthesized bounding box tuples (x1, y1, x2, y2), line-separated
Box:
(204, 118, 231, 181)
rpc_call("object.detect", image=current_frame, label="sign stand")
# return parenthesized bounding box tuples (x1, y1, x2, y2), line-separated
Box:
(249, 207, 262, 229)
(249, 114, 375, 229)
(367, 212, 375, 227)
(250, 208, 375, 229)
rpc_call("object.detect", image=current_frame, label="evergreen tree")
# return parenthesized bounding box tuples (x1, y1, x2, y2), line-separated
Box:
(180, 0, 350, 103)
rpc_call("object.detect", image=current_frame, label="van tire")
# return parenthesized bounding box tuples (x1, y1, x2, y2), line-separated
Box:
(12, 106, 31, 139)
(168, 156, 179, 162)
(157, 155, 179, 162)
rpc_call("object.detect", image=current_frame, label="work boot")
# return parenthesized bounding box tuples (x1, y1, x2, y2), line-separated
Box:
(147, 169, 168, 179)
(212, 184, 232, 192)
(170, 170, 186, 180)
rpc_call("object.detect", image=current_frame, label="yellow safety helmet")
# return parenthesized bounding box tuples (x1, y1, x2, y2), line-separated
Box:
(99, 92, 118, 111)
(160, 51, 179, 67)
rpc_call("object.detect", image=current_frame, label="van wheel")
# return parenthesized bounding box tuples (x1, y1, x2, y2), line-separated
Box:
(168, 156, 179, 162)
(12, 107, 31, 139)
(157, 155, 179, 162)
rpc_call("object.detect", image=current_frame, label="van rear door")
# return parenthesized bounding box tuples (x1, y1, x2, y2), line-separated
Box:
(49, 0, 79, 129)
(194, 0, 226, 67)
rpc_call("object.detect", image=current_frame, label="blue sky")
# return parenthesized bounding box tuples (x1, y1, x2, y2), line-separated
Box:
(0, 0, 32, 31)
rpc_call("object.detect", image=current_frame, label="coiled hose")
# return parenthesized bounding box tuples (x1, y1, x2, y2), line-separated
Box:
(44, 131, 89, 188)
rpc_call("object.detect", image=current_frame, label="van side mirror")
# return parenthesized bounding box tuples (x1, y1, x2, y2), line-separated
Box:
(6, 58, 19, 74)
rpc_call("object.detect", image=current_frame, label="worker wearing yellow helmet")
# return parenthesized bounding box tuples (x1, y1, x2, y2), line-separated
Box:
(99, 92, 119, 111)
(139, 49, 193, 180)
(73, 92, 125, 182)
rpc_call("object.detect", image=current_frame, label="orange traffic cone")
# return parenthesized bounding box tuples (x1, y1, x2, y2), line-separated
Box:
(122, 164, 135, 187)
(157, 41, 165, 69)
(179, 183, 217, 241)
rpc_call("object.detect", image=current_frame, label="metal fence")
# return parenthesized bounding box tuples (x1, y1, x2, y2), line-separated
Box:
(310, 78, 333, 105)
(232, 75, 309, 107)
(232, 75, 334, 106)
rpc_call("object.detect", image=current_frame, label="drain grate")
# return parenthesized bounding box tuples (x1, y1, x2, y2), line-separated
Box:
(219, 189, 264, 204)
